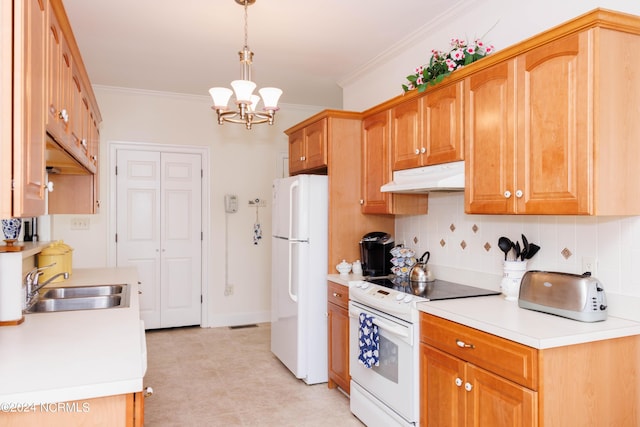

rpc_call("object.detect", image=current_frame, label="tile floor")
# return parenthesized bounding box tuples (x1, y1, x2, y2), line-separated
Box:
(143, 323, 364, 426)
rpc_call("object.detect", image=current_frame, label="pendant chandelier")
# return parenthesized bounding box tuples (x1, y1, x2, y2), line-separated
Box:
(209, 0, 282, 130)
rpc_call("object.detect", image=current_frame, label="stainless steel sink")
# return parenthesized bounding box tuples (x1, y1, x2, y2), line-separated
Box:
(25, 295, 123, 313)
(25, 283, 130, 313)
(42, 284, 124, 299)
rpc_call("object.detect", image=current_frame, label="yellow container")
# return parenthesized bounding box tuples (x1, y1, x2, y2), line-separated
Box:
(37, 241, 73, 283)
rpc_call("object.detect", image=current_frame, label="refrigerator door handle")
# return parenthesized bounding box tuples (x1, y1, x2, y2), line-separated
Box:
(289, 180, 299, 240)
(288, 241, 299, 302)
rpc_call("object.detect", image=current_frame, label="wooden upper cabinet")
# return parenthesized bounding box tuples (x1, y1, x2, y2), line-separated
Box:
(288, 118, 327, 175)
(362, 109, 428, 215)
(362, 110, 392, 213)
(516, 32, 590, 215)
(391, 98, 422, 171)
(391, 82, 464, 171)
(12, 0, 47, 217)
(466, 18, 640, 216)
(423, 81, 464, 165)
(465, 60, 517, 214)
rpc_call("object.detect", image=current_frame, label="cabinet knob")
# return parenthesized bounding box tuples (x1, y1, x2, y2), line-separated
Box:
(44, 181, 54, 192)
(144, 386, 154, 397)
(359, 199, 364, 205)
(58, 109, 69, 123)
(420, 147, 426, 154)
(455, 378, 463, 387)
(81, 139, 88, 148)
(332, 292, 342, 298)
(515, 190, 523, 198)
(465, 382, 473, 392)
(414, 149, 420, 155)
(504, 190, 511, 199)
(92, 155, 97, 161)
(300, 156, 306, 161)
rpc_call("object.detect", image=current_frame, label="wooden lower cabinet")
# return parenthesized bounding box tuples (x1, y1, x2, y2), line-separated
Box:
(420, 312, 640, 426)
(327, 281, 349, 394)
(421, 344, 536, 426)
(0, 392, 143, 426)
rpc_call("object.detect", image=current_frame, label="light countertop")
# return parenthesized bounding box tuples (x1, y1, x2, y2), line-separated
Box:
(0, 267, 145, 404)
(329, 273, 640, 350)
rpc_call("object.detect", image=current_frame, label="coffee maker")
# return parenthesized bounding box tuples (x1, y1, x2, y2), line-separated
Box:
(359, 232, 394, 277)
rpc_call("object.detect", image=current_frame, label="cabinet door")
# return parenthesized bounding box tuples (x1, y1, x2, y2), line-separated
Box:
(423, 81, 464, 165)
(391, 98, 422, 171)
(517, 32, 591, 214)
(467, 365, 537, 427)
(46, 4, 64, 141)
(362, 110, 392, 214)
(327, 301, 350, 393)
(421, 344, 465, 427)
(465, 61, 516, 214)
(288, 128, 305, 175)
(304, 118, 327, 171)
(12, 0, 47, 217)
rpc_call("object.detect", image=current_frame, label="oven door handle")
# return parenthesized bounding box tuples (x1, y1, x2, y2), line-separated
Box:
(349, 310, 410, 339)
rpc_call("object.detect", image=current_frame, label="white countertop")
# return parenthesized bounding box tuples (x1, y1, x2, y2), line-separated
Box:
(329, 273, 640, 350)
(417, 296, 640, 349)
(0, 267, 145, 404)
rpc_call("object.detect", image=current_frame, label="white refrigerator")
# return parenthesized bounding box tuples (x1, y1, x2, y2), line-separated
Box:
(271, 174, 328, 384)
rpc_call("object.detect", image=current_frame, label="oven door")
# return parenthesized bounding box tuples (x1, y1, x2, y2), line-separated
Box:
(348, 301, 418, 424)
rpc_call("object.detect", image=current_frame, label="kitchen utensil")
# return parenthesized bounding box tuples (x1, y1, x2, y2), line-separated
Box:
(409, 251, 435, 283)
(498, 237, 512, 261)
(525, 243, 540, 259)
(520, 234, 529, 261)
(513, 241, 521, 260)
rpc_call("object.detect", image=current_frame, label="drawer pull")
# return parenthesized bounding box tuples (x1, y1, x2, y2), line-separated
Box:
(332, 292, 342, 298)
(456, 339, 475, 349)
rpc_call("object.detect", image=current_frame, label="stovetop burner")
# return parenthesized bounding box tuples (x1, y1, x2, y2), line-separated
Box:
(366, 276, 500, 301)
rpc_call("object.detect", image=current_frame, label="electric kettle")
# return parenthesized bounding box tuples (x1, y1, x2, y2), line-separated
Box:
(410, 251, 435, 283)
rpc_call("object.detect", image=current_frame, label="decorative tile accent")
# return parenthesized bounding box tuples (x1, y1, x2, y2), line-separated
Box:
(561, 248, 573, 259)
(460, 240, 467, 250)
(440, 239, 446, 247)
(450, 223, 456, 232)
(472, 224, 479, 233)
(484, 242, 492, 252)
(413, 236, 418, 244)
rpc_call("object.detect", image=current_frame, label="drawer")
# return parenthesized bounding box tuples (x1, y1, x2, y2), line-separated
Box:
(420, 313, 538, 390)
(327, 281, 348, 309)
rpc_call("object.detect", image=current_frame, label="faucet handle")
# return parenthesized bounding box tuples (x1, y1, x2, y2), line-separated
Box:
(25, 263, 56, 285)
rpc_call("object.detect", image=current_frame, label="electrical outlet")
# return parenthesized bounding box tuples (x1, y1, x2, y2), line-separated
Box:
(582, 256, 597, 274)
(70, 217, 90, 230)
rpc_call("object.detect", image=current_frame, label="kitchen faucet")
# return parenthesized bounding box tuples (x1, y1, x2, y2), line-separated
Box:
(24, 263, 69, 310)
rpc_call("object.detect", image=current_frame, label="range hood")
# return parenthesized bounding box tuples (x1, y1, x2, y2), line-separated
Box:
(380, 161, 465, 193)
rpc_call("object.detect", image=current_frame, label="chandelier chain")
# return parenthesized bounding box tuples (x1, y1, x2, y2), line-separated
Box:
(243, 0, 249, 47)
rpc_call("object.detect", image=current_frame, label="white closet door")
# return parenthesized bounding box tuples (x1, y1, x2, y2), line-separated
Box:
(116, 149, 202, 329)
(159, 152, 202, 327)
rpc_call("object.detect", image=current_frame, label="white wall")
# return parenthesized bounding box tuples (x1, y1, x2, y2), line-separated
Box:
(51, 86, 323, 327)
(341, 1, 640, 321)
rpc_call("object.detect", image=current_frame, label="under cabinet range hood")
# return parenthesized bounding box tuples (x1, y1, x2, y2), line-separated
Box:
(380, 161, 465, 193)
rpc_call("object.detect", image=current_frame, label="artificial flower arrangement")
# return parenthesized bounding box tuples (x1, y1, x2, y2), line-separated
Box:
(402, 37, 495, 93)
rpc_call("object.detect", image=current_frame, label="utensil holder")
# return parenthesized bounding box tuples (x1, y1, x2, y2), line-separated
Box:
(500, 260, 528, 301)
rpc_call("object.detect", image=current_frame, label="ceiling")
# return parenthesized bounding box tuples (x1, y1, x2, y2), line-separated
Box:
(62, 0, 465, 108)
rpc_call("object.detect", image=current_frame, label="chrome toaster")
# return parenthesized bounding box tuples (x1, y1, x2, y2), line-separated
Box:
(518, 270, 608, 322)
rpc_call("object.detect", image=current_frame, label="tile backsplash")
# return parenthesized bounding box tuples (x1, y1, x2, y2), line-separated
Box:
(394, 192, 640, 298)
